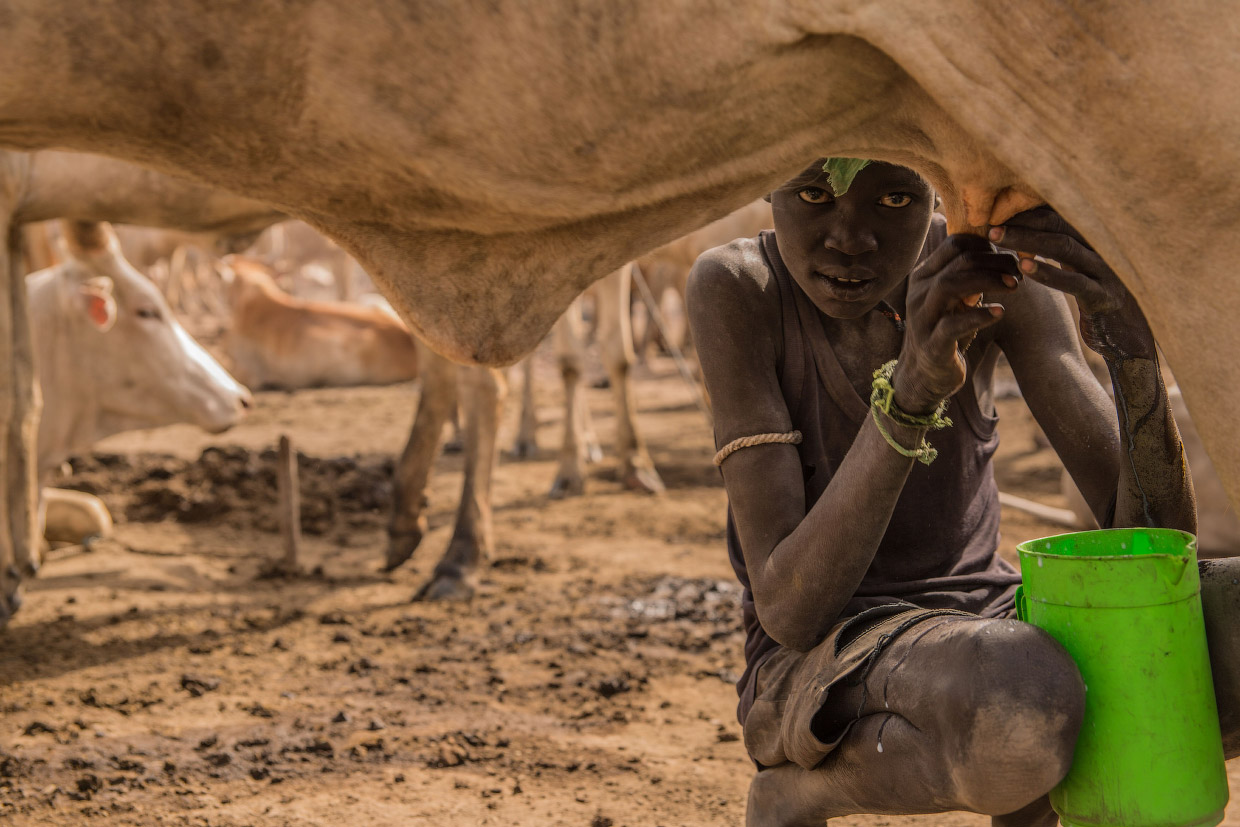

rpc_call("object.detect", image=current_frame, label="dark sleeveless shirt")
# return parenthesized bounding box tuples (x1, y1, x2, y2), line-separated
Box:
(726, 230, 1022, 725)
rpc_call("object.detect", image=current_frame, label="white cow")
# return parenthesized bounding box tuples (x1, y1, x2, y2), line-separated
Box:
(31, 220, 252, 543)
(0, 147, 279, 621)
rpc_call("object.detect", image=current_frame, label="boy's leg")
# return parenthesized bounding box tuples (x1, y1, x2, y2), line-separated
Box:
(1197, 557, 1240, 755)
(746, 616, 1084, 827)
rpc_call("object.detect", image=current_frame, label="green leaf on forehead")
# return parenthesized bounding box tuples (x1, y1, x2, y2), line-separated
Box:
(822, 158, 871, 197)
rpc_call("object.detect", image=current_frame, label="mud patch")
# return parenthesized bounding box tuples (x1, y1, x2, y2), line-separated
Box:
(55, 447, 395, 536)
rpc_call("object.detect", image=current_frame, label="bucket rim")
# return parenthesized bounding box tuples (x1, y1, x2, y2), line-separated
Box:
(1017, 551, 1190, 563)
(1016, 528, 1198, 559)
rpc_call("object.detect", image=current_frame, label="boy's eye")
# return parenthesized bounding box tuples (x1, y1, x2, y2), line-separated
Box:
(879, 193, 913, 208)
(797, 187, 831, 205)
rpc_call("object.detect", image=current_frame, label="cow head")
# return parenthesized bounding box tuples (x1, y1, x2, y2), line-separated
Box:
(31, 221, 252, 472)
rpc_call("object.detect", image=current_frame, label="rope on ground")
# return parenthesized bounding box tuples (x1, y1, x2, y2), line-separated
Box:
(713, 430, 802, 467)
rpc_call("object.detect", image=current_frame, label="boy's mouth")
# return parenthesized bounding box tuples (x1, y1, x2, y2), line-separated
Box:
(816, 270, 875, 293)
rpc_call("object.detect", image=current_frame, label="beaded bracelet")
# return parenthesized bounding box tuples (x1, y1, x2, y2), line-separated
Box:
(869, 359, 952, 465)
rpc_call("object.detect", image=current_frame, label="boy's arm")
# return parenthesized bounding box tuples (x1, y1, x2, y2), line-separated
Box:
(688, 243, 923, 650)
(993, 210, 1195, 532)
(689, 237, 1017, 650)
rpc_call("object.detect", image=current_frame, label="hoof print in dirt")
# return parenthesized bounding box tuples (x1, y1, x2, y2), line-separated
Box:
(69, 774, 102, 800)
(180, 674, 221, 697)
(22, 721, 57, 737)
(347, 657, 378, 675)
(593, 676, 633, 699)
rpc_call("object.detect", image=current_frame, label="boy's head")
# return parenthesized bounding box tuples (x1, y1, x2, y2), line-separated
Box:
(771, 158, 935, 320)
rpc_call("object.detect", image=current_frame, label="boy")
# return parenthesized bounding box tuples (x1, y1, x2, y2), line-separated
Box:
(686, 159, 1238, 826)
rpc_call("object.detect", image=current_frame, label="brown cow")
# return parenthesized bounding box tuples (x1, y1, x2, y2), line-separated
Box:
(222, 257, 418, 390)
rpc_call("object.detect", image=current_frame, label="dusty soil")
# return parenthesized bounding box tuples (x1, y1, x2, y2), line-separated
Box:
(3, 348, 1238, 827)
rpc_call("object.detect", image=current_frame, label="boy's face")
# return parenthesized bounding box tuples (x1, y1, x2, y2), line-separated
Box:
(771, 160, 935, 319)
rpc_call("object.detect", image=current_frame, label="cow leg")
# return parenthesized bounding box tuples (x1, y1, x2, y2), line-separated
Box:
(549, 298, 600, 498)
(0, 226, 40, 624)
(512, 355, 539, 459)
(594, 265, 664, 494)
(384, 338, 456, 571)
(166, 244, 188, 314)
(417, 363, 506, 601)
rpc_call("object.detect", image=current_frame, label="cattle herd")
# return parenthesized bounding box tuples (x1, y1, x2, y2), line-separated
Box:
(0, 3, 1237, 824)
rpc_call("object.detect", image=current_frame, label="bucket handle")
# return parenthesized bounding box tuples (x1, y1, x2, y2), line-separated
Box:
(1015, 585, 1028, 622)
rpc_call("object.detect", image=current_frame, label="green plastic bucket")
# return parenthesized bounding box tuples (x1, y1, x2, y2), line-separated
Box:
(1016, 528, 1228, 827)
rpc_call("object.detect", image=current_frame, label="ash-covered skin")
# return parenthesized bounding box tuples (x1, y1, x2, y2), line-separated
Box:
(690, 160, 1220, 825)
(990, 207, 1194, 530)
(1197, 557, 1240, 756)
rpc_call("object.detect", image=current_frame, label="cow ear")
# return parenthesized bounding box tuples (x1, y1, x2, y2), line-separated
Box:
(79, 277, 117, 332)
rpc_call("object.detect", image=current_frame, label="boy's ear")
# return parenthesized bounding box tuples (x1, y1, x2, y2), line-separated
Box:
(79, 276, 117, 332)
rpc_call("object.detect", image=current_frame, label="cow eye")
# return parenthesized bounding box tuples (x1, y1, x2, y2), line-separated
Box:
(879, 193, 913, 208)
(797, 187, 831, 205)
(135, 307, 162, 320)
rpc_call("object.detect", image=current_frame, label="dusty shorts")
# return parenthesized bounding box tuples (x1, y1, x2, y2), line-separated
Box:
(743, 602, 1001, 770)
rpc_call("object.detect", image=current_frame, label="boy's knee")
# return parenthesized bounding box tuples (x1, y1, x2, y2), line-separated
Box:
(938, 620, 1085, 813)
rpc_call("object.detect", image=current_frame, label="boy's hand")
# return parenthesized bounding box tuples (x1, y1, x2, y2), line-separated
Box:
(989, 208, 1156, 361)
(893, 234, 1020, 414)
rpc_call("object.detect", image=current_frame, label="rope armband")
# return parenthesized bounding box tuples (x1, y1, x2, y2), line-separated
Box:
(713, 431, 803, 467)
(869, 359, 952, 465)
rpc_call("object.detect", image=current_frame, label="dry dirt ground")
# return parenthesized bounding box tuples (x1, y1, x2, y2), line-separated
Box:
(3, 345, 1239, 827)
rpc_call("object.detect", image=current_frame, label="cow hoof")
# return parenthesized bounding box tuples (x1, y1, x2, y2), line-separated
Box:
(512, 437, 538, 460)
(0, 584, 23, 626)
(414, 572, 476, 602)
(20, 555, 40, 578)
(383, 525, 426, 572)
(624, 465, 666, 495)
(442, 437, 464, 454)
(549, 473, 585, 499)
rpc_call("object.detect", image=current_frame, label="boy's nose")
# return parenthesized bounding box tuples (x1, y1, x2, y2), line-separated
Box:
(822, 225, 878, 257)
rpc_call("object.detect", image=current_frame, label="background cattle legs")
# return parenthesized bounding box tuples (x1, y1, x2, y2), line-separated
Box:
(386, 338, 506, 601)
(594, 265, 664, 495)
(0, 224, 41, 621)
(548, 296, 602, 498)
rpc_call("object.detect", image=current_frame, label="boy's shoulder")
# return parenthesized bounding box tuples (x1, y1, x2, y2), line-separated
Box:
(686, 234, 780, 312)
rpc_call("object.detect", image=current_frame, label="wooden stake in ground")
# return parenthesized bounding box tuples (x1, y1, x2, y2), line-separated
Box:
(275, 434, 302, 574)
